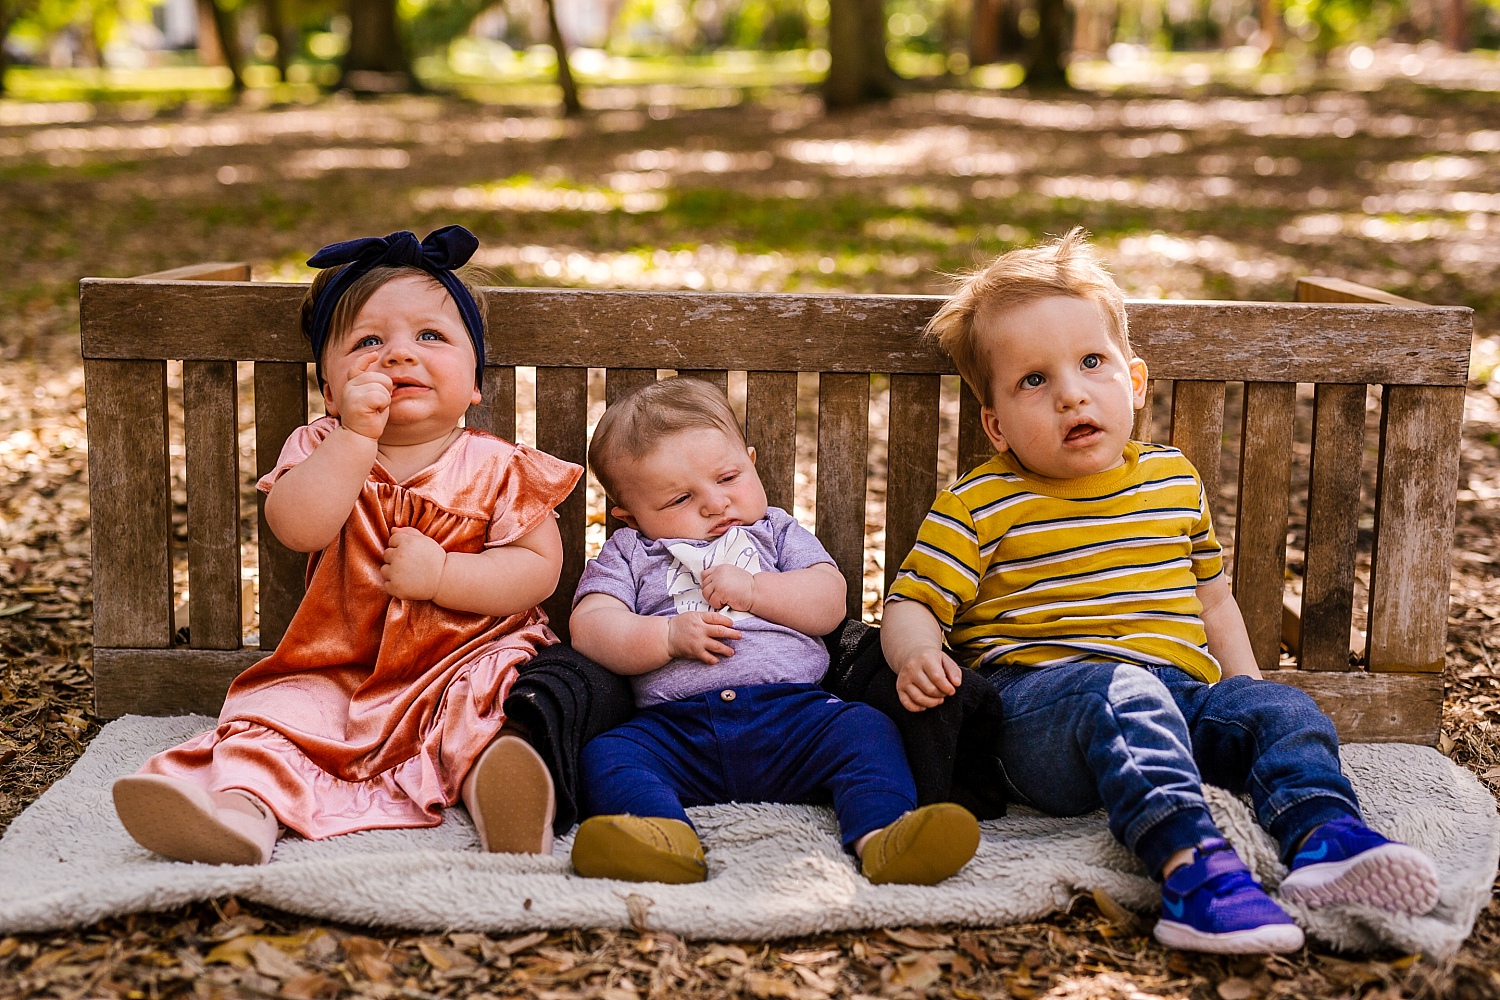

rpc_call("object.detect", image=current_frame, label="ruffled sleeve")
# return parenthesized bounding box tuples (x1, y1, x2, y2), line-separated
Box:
(485, 444, 584, 547)
(256, 416, 338, 494)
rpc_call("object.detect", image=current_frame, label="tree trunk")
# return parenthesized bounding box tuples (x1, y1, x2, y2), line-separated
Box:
(262, 0, 290, 81)
(1023, 0, 1070, 87)
(971, 0, 1024, 64)
(341, 0, 413, 91)
(824, 0, 894, 108)
(1443, 0, 1469, 50)
(1258, 0, 1280, 52)
(543, 0, 581, 115)
(206, 0, 245, 91)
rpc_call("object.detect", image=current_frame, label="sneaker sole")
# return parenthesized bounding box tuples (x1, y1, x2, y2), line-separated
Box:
(571, 818, 707, 884)
(1279, 842, 1439, 914)
(1154, 918, 1305, 954)
(863, 803, 981, 886)
(113, 775, 267, 866)
(467, 736, 555, 854)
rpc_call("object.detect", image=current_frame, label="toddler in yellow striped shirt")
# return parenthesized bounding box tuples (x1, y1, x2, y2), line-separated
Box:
(881, 229, 1438, 954)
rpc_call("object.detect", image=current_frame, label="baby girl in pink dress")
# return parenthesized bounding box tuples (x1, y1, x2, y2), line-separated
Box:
(112, 226, 581, 865)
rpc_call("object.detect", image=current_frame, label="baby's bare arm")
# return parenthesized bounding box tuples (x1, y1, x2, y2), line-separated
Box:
(881, 599, 964, 712)
(571, 593, 742, 674)
(264, 425, 380, 552)
(700, 562, 846, 637)
(436, 516, 564, 617)
(1198, 575, 1262, 679)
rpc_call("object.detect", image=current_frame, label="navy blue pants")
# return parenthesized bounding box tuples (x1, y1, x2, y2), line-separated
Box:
(579, 683, 917, 850)
(985, 663, 1360, 876)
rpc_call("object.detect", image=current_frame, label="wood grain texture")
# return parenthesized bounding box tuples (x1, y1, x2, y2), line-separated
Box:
(183, 361, 242, 650)
(80, 281, 1473, 385)
(956, 382, 993, 480)
(1300, 383, 1368, 670)
(136, 262, 252, 282)
(1265, 669, 1442, 745)
(536, 367, 589, 641)
(465, 366, 516, 441)
(253, 363, 308, 650)
(1366, 385, 1466, 673)
(84, 359, 174, 650)
(1233, 382, 1296, 673)
(676, 369, 728, 394)
(817, 374, 870, 621)
(603, 368, 658, 535)
(1296, 276, 1423, 307)
(884, 374, 940, 598)
(746, 371, 798, 516)
(95, 647, 270, 718)
(1170, 381, 1227, 532)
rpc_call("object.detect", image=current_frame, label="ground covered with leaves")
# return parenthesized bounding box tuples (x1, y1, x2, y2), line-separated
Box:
(2, 63, 1500, 998)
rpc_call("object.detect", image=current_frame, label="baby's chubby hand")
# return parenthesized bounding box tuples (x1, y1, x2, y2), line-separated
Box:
(666, 611, 742, 665)
(381, 527, 447, 601)
(338, 353, 394, 440)
(894, 648, 964, 712)
(700, 564, 755, 614)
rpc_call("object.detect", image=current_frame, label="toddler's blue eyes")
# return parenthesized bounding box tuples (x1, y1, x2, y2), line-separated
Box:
(1082, 354, 1101, 369)
(355, 336, 380, 349)
(1022, 374, 1044, 388)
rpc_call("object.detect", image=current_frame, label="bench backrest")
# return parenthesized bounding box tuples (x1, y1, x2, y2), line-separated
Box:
(79, 267, 1471, 744)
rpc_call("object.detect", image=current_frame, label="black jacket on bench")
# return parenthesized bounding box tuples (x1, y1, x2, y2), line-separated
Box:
(503, 621, 1006, 836)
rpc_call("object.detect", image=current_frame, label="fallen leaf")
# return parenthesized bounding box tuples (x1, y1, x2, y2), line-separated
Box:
(249, 939, 306, 980)
(883, 928, 954, 949)
(696, 944, 750, 967)
(890, 952, 943, 990)
(1092, 887, 1147, 933)
(498, 930, 548, 955)
(744, 970, 799, 998)
(779, 949, 840, 966)
(341, 935, 393, 982)
(281, 971, 338, 999)
(1217, 976, 1256, 1000)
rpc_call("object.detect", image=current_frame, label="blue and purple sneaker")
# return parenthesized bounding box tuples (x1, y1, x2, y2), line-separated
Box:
(1279, 816, 1439, 914)
(1154, 839, 1305, 954)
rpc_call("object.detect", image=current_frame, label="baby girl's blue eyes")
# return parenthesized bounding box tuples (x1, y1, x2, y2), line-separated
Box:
(1082, 354, 1102, 369)
(355, 336, 381, 349)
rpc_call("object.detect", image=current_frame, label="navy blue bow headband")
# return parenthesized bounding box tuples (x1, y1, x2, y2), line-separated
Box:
(306, 225, 486, 387)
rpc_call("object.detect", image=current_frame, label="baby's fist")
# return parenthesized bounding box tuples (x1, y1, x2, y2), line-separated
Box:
(894, 649, 963, 713)
(381, 527, 446, 601)
(666, 611, 742, 665)
(700, 564, 755, 614)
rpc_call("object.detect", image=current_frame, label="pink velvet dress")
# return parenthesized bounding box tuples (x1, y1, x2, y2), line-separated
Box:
(140, 417, 582, 839)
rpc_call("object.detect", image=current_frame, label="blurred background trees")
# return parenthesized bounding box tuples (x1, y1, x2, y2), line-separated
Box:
(0, 0, 1496, 101)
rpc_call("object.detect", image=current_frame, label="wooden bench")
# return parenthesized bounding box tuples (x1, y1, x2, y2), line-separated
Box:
(79, 266, 1472, 745)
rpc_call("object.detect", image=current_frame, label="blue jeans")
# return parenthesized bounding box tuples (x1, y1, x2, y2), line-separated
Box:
(984, 663, 1361, 876)
(580, 683, 917, 850)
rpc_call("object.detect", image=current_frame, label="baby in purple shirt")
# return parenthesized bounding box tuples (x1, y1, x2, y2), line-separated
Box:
(568, 378, 980, 885)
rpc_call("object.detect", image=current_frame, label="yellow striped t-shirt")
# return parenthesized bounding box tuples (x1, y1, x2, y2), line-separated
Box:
(887, 441, 1225, 683)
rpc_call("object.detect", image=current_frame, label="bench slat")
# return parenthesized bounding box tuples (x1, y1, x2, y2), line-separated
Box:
(884, 374, 940, 597)
(745, 371, 798, 516)
(677, 369, 728, 394)
(1170, 380, 1227, 534)
(80, 281, 1474, 386)
(85, 359, 174, 651)
(956, 382, 992, 480)
(1233, 382, 1296, 672)
(1300, 383, 1368, 671)
(184, 361, 243, 650)
(465, 366, 516, 441)
(1366, 385, 1465, 673)
(536, 367, 589, 641)
(817, 374, 870, 620)
(253, 362, 308, 650)
(603, 368, 658, 535)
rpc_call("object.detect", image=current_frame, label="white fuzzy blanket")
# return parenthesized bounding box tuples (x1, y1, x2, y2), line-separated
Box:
(1, 716, 1495, 956)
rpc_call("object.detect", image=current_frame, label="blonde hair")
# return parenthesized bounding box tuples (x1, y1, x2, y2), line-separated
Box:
(299, 264, 490, 386)
(589, 378, 745, 503)
(926, 228, 1129, 406)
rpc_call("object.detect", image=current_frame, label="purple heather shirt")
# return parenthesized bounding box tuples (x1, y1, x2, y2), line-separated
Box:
(573, 506, 837, 707)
